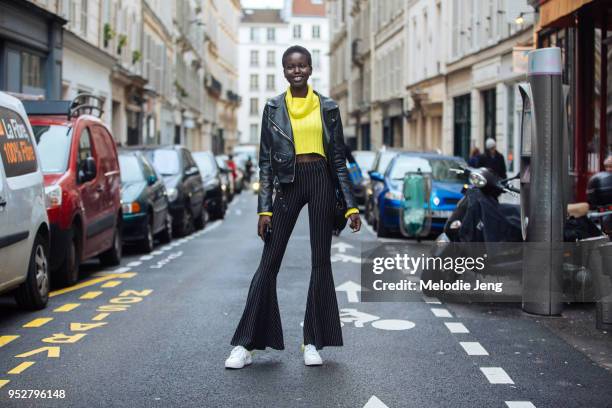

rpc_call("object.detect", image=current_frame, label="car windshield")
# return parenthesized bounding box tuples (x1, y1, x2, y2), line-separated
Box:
(389, 156, 432, 180)
(377, 152, 398, 174)
(353, 151, 375, 172)
(216, 157, 228, 169)
(193, 154, 217, 177)
(428, 159, 468, 183)
(148, 149, 180, 176)
(32, 125, 72, 173)
(119, 154, 144, 183)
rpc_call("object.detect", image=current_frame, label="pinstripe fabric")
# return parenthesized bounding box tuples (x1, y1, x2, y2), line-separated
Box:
(230, 158, 343, 351)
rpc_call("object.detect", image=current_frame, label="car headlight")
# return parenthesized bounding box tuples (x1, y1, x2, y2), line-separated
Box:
(167, 187, 178, 202)
(44, 185, 62, 209)
(252, 181, 260, 191)
(122, 202, 141, 214)
(384, 190, 403, 200)
(469, 172, 487, 188)
(432, 196, 441, 206)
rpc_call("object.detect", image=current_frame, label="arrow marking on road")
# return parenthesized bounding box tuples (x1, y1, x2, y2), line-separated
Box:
(363, 395, 389, 408)
(331, 253, 361, 263)
(331, 242, 354, 253)
(336, 281, 362, 303)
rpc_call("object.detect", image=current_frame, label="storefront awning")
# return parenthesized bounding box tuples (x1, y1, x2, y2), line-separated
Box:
(538, 0, 593, 28)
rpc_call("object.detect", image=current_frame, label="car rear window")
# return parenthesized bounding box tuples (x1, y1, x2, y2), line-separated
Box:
(147, 149, 180, 176)
(428, 159, 468, 183)
(32, 124, 72, 173)
(119, 154, 144, 183)
(193, 154, 216, 177)
(389, 157, 432, 180)
(0, 107, 38, 177)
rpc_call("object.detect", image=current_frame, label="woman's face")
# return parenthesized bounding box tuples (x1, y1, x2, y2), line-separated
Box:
(283, 52, 312, 88)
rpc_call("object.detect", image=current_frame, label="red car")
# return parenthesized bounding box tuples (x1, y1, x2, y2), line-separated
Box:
(24, 96, 122, 287)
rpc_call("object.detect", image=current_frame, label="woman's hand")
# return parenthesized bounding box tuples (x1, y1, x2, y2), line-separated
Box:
(349, 213, 361, 232)
(258, 215, 272, 241)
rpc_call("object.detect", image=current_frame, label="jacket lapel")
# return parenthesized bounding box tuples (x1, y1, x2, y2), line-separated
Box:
(269, 92, 294, 143)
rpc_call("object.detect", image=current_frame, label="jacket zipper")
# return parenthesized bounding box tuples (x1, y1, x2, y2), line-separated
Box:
(268, 116, 296, 182)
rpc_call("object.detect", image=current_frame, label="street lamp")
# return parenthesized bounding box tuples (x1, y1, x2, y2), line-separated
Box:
(515, 11, 534, 25)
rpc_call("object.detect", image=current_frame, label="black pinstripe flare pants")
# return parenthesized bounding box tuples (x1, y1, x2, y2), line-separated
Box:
(230, 159, 343, 351)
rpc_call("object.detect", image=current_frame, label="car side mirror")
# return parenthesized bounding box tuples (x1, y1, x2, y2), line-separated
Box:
(370, 171, 384, 182)
(79, 157, 97, 183)
(147, 174, 158, 186)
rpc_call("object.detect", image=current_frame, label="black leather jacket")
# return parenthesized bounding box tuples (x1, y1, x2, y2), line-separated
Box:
(257, 90, 357, 214)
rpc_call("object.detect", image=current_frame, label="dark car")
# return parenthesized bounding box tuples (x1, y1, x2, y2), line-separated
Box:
(215, 155, 234, 201)
(364, 148, 405, 227)
(192, 151, 227, 220)
(141, 146, 206, 236)
(118, 149, 172, 252)
(352, 150, 376, 206)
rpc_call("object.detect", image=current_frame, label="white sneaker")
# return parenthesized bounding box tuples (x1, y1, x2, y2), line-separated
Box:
(225, 346, 252, 369)
(303, 344, 323, 366)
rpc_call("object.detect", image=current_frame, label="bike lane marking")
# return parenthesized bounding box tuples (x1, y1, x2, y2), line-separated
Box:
(7, 362, 34, 374)
(23, 318, 53, 328)
(0, 336, 19, 348)
(444, 322, 469, 333)
(480, 367, 515, 384)
(505, 402, 536, 408)
(430, 308, 452, 318)
(53, 303, 81, 312)
(459, 341, 489, 356)
(80, 291, 103, 300)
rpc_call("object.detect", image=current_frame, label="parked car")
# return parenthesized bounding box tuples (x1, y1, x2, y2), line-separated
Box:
(369, 152, 467, 237)
(218, 154, 244, 194)
(216, 155, 234, 201)
(26, 95, 122, 287)
(118, 149, 172, 252)
(0, 92, 50, 309)
(192, 151, 227, 220)
(364, 147, 405, 227)
(352, 150, 376, 206)
(141, 145, 206, 236)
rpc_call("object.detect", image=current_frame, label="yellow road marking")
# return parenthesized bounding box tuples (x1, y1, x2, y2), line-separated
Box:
(80, 291, 103, 299)
(49, 273, 134, 298)
(92, 313, 110, 321)
(101, 281, 122, 288)
(8, 361, 35, 374)
(0, 380, 9, 389)
(0, 335, 19, 347)
(93, 271, 137, 278)
(23, 318, 53, 328)
(53, 303, 81, 312)
(16, 346, 60, 358)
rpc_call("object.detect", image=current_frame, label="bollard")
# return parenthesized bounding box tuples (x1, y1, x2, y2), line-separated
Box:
(594, 242, 612, 331)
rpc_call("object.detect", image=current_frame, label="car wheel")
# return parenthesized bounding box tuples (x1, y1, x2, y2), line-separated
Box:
(158, 213, 173, 244)
(100, 220, 122, 266)
(194, 206, 205, 230)
(178, 207, 194, 237)
(55, 228, 80, 288)
(15, 233, 50, 310)
(139, 215, 154, 253)
(376, 219, 392, 238)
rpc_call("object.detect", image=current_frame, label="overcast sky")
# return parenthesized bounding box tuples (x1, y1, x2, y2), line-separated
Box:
(241, 0, 283, 9)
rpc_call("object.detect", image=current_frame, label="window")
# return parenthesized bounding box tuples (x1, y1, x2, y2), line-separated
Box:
(482, 88, 496, 143)
(266, 74, 275, 91)
(250, 124, 258, 142)
(293, 24, 302, 39)
(267, 28, 275, 42)
(250, 74, 259, 91)
(77, 128, 94, 182)
(312, 78, 320, 90)
(267, 50, 275, 67)
(453, 94, 471, 160)
(250, 50, 259, 67)
(81, 0, 88, 36)
(312, 25, 321, 39)
(249, 98, 259, 115)
(0, 107, 38, 177)
(250, 27, 259, 42)
(312, 49, 321, 69)
(507, 85, 516, 173)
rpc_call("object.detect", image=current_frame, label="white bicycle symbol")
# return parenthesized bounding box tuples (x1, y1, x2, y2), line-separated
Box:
(301, 308, 415, 331)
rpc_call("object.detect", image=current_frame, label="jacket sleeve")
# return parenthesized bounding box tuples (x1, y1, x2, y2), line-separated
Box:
(332, 110, 358, 210)
(257, 105, 274, 214)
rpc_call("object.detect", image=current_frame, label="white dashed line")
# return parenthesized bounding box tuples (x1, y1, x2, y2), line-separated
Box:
(459, 342, 489, 356)
(161, 245, 172, 251)
(112, 267, 130, 273)
(444, 322, 470, 334)
(127, 261, 142, 267)
(140, 255, 154, 261)
(423, 296, 442, 304)
(505, 402, 536, 408)
(430, 308, 452, 318)
(480, 367, 514, 384)
(151, 250, 163, 255)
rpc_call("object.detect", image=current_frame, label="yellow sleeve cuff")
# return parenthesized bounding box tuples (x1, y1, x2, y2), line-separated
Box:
(344, 208, 359, 219)
(258, 212, 273, 216)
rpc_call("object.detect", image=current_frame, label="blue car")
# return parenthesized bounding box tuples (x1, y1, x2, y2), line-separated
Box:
(369, 153, 467, 237)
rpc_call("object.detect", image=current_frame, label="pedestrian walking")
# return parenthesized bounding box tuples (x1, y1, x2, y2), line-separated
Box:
(467, 147, 480, 167)
(476, 138, 507, 180)
(244, 156, 253, 184)
(225, 45, 361, 369)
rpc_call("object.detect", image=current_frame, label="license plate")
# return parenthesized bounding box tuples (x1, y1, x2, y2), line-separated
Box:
(432, 210, 453, 218)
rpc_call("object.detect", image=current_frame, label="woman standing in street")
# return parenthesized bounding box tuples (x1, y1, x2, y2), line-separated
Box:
(225, 45, 361, 369)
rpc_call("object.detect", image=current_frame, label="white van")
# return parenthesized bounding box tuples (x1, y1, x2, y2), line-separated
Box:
(0, 92, 50, 310)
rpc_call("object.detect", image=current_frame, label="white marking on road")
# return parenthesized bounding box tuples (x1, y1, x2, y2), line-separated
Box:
(235, 209, 242, 215)
(363, 395, 389, 408)
(331, 253, 361, 263)
(431, 308, 452, 318)
(113, 267, 130, 273)
(480, 367, 514, 384)
(331, 242, 354, 253)
(371, 319, 415, 331)
(127, 261, 141, 267)
(201, 220, 222, 234)
(151, 250, 163, 255)
(161, 245, 173, 251)
(444, 322, 470, 333)
(335, 281, 362, 303)
(460, 342, 489, 356)
(505, 402, 536, 408)
(423, 296, 442, 304)
(140, 255, 154, 261)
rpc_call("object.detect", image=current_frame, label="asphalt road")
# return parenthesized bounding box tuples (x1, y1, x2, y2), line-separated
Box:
(0, 191, 611, 408)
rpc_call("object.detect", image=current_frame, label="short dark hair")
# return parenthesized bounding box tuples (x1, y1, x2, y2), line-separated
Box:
(282, 45, 312, 68)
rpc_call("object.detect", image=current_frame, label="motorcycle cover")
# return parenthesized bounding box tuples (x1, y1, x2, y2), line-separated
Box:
(400, 172, 432, 237)
(347, 161, 363, 186)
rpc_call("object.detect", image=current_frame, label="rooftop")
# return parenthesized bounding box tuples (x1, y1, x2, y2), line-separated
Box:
(241, 8, 285, 24)
(292, 0, 325, 17)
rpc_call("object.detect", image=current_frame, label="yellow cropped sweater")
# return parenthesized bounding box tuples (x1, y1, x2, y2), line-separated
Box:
(258, 85, 359, 219)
